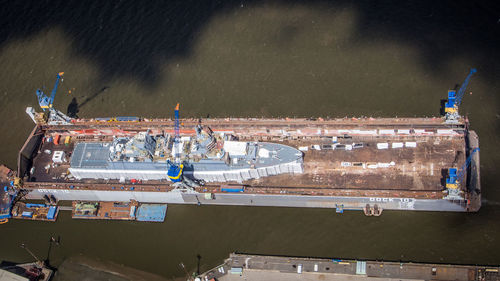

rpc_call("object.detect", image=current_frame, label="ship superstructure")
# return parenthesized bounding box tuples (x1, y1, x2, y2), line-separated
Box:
(68, 125, 303, 183)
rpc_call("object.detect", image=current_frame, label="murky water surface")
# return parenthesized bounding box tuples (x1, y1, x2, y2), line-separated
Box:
(0, 1, 498, 278)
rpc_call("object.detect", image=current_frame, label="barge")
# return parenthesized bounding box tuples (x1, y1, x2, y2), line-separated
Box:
(11, 202, 59, 222)
(11, 71, 480, 215)
(72, 200, 167, 222)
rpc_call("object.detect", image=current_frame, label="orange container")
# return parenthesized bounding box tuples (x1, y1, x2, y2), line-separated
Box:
(53, 135, 61, 145)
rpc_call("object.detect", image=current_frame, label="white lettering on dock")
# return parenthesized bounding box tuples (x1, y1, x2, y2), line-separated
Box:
(370, 197, 413, 203)
(370, 197, 415, 210)
(38, 189, 69, 193)
(369, 198, 415, 210)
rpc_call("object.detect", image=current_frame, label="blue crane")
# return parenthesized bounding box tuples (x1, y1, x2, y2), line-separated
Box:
(36, 72, 64, 111)
(167, 103, 183, 183)
(174, 103, 180, 146)
(446, 148, 479, 190)
(445, 68, 477, 115)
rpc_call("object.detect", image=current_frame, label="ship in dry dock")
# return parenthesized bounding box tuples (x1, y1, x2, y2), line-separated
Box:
(11, 71, 480, 216)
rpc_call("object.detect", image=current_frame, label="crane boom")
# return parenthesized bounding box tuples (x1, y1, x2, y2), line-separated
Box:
(36, 72, 64, 110)
(444, 68, 477, 122)
(455, 68, 477, 107)
(444, 147, 479, 200)
(174, 103, 180, 162)
(174, 103, 180, 142)
(446, 148, 479, 190)
(167, 103, 184, 183)
(457, 147, 479, 183)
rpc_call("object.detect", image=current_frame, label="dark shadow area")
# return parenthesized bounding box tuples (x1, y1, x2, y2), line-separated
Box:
(196, 254, 201, 275)
(441, 168, 448, 187)
(346, 0, 500, 82)
(66, 98, 79, 118)
(67, 86, 108, 117)
(439, 99, 446, 116)
(0, 1, 499, 87)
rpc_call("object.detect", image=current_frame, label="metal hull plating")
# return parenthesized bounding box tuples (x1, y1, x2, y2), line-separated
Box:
(25, 188, 467, 212)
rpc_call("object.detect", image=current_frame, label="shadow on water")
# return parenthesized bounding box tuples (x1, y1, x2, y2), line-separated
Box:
(0, 1, 499, 87)
(45, 236, 61, 270)
(196, 254, 201, 276)
(66, 98, 79, 118)
(67, 86, 109, 117)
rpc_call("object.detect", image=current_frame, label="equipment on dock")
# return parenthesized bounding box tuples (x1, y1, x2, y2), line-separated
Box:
(167, 103, 186, 184)
(173, 103, 181, 163)
(167, 160, 184, 183)
(445, 68, 477, 122)
(36, 72, 64, 110)
(11, 202, 59, 222)
(0, 187, 13, 224)
(445, 148, 479, 200)
(13, 177, 22, 189)
(164, 104, 203, 188)
(28, 72, 73, 125)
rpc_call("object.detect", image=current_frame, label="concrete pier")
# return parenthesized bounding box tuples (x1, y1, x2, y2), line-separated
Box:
(198, 253, 499, 281)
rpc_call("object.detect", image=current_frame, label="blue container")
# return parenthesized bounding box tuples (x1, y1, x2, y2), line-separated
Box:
(26, 203, 46, 208)
(116, 116, 139, 122)
(22, 211, 33, 218)
(221, 187, 245, 193)
(47, 206, 57, 220)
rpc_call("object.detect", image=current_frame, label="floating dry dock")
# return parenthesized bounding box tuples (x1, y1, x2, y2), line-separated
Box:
(18, 113, 480, 215)
(199, 253, 499, 281)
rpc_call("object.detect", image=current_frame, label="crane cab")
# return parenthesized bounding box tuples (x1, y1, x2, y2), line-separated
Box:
(445, 90, 458, 113)
(446, 168, 458, 189)
(167, 163, 184, 183)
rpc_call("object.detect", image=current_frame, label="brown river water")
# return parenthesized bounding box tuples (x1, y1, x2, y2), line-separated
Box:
(0, 1, 499, 279)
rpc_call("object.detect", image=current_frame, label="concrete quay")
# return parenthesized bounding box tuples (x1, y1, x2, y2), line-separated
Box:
(198, 253, 499, 281)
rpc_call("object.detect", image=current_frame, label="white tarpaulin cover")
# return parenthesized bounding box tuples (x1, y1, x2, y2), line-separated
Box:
(223, 141, 248, 156)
